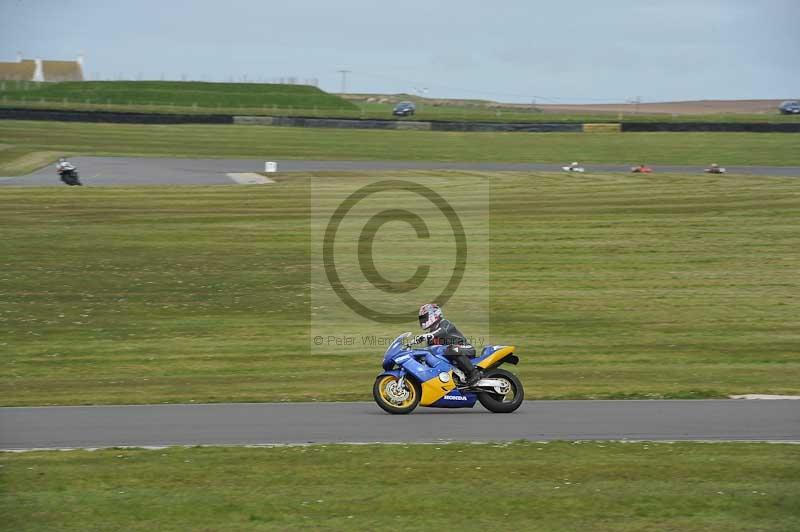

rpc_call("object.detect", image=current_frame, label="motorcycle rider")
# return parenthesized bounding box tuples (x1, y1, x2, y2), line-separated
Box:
(56, 157, 75, 173)
(55, 157, 81, 185)
(412, 303, 482, 386)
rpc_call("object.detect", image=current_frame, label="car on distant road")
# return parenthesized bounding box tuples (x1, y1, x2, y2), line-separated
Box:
(779, 101, 800, 114)
(392, 101, 416, 116)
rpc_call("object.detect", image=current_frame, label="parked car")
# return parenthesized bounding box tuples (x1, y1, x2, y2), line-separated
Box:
(779, 101, 800, 115)
(392, 101, 416, 116)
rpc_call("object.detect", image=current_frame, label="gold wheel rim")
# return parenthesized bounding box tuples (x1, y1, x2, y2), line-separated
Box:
(378, 376, 415, 408)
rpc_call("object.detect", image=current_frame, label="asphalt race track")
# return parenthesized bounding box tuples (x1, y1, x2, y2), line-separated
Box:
(3, 156, 800, 186)
(1, 400, 798, 450)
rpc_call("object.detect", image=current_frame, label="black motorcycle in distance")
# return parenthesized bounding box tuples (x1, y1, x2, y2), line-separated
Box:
(57, 163, 82, 186)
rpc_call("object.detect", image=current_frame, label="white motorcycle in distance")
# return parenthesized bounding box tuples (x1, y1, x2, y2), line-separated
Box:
(56, 158, 82, 186)
(705, 164, 727, 174)
(562, 162, 585, 173)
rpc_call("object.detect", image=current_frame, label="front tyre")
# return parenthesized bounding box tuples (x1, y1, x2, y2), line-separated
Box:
(477, 368, 524, 413)
(373, 375, 421, 415)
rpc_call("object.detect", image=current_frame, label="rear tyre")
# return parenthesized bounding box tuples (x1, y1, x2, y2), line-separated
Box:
(477, 368, 524, 413)
(373, 375, 421, 415)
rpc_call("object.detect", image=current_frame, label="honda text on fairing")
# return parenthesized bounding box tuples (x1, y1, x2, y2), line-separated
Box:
(372, 332, 524, 414)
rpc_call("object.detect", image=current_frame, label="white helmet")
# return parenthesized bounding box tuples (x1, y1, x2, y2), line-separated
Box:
(418, 303, 443, 331)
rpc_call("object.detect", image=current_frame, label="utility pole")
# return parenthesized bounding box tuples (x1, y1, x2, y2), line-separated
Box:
(337, 69, 351, 94)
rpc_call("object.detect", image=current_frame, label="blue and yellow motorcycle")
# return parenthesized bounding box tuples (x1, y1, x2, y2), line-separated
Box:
(373, 332, 524, 414)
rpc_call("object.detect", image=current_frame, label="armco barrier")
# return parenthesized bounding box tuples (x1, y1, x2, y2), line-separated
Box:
(428, 121, 582, 132)
(3, 107, 798, 133)
(269, 116, 398, 129)
(0, 108, 233, 124)
(622, 122, 800, 133)
(237, 116, 581, 132)
(0, 107, 582, 132)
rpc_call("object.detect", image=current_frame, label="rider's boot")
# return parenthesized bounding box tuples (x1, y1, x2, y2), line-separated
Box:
(465, 367, 482, 386)
(454, 354, 481, 386)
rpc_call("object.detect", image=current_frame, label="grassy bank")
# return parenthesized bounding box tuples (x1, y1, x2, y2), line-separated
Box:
(1, 171, 798, 405)
(0, 81, 356, 112)
(2, 442, 798, 531)
(2, 120, 800, 178)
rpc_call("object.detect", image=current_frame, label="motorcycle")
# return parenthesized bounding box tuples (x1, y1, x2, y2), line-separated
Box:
(372, 332, 524, 414)
(58, 163, 82, 186)
(562, 165, 585, 173)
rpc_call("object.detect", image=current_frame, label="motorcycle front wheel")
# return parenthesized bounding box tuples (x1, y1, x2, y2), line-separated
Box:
(477, 368, 524, 413)
(373, 375, 421, 415)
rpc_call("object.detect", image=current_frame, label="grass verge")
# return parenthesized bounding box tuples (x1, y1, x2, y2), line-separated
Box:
(1, 442, 798, 532)
(1, 171, 798, 405)
(0, 146, 62, 176)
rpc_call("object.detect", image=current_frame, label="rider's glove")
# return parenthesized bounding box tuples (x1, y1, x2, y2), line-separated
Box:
(413, 333, 432, 344)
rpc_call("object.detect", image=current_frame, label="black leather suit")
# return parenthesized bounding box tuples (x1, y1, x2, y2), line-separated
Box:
(423, 319, 477, 379)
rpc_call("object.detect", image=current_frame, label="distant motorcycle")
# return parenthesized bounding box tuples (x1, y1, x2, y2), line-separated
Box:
(562, 166, 585, 173)
(57, 161, 82, 186)
(631, 165, 653, 173)
(705, 165, 726, 174)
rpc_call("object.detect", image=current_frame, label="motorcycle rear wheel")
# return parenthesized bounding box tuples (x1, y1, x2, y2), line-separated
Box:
(477, 368, 524, 413)
(373, 375, 421, 415)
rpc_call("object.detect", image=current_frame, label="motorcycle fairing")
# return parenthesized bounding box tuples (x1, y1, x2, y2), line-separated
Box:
(409, 347, 463, 406)
(398, 351, 458, 406)
(474, 345, 516, 369)
(381, 343, 463, 406)
(429, 388, 478, 408)
(420, 372, 457, 406)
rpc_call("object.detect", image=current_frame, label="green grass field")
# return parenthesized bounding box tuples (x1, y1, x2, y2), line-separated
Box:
(2, 442, 798, 531)
(2, 120, 800, 177)
(1, 171, 798, 406)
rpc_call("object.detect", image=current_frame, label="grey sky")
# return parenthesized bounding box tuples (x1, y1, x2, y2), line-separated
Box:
(1, 0, 797, 103)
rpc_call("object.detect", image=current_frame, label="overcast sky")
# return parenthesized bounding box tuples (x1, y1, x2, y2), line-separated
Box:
(1, 0, 798, 103)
